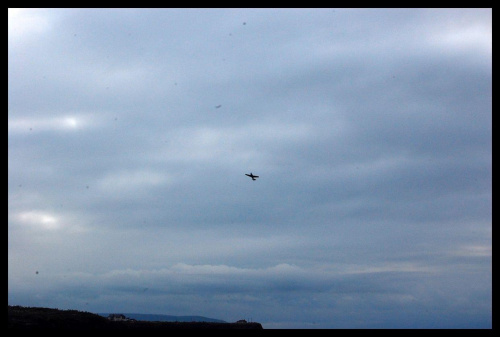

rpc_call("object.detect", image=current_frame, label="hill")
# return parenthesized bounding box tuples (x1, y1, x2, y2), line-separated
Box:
(8, 305, 263, 330)
(98, 312, 227, 323)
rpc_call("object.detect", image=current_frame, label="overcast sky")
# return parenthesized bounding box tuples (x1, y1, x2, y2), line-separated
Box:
(8, 8, 491, 329)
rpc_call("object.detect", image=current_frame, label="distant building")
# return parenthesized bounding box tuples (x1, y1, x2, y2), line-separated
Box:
(107, 314, 135, 322)
(236, 319, 247, 323)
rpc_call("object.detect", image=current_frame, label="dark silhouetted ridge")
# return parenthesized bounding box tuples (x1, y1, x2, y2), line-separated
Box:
(8, 305, 263, 330)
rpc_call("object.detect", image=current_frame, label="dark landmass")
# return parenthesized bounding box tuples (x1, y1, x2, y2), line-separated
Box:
(8, 306, 263, 330)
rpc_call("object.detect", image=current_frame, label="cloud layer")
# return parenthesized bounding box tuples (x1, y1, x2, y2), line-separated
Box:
(8, 8, 491, 328)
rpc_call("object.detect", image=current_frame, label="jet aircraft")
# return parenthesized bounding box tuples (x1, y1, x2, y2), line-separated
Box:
(245, 173, 259, 180)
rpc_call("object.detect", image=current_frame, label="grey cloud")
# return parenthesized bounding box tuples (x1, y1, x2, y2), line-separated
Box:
(9, 8, 491, 328)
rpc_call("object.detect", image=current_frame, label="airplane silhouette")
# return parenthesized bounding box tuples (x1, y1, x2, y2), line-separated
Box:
(245, 173, 259, 180)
